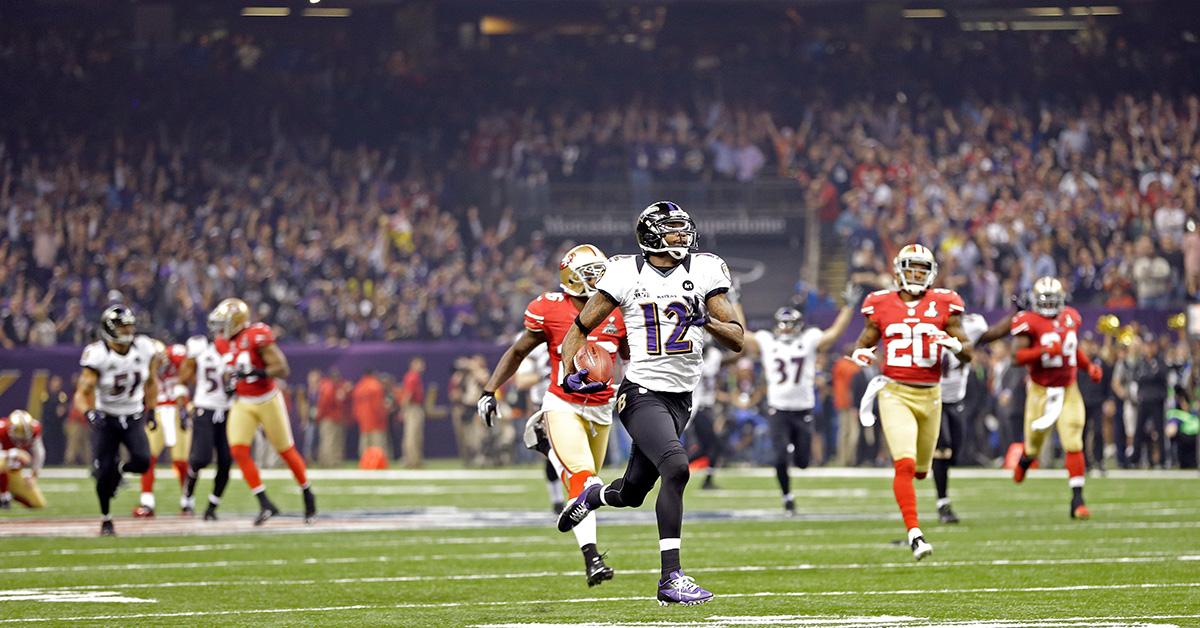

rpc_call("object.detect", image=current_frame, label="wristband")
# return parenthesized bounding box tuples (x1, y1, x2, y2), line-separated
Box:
(574, 315, 591, 335)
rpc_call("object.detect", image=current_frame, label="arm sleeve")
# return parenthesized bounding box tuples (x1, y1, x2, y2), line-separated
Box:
(1015, 345, 1045, 366)
(1076, 348, 1094, 370)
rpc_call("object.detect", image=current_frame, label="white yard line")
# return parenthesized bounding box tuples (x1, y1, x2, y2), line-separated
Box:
(2, 584, 1198, 624)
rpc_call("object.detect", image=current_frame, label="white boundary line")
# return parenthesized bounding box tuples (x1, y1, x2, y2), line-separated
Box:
(2, 583, 1198, 624)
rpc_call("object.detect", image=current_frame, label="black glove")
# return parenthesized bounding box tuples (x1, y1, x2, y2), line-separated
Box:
(476, 392, 499, 427)
(842, 282, 865, 307)
(180, 409, 190, 432)
(1011, 292, 1031, 312)
(236, 363, 268, 380)
(86, 409, 102, 425)
(146, 413, 158, 431)
(681, 294, 709, 328)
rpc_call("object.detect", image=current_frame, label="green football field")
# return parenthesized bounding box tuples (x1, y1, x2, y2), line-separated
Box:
(1, 466, 1198, 627)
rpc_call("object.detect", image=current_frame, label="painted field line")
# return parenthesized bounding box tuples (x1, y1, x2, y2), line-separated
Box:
(37, 466, 1200, 481)
(3, 584, 1199, 624)
(14, 554, 1198, 583)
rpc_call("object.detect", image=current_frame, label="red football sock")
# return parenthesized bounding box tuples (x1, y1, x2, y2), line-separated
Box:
(566, 470, 595, 499)
(173, 461, 189, 488)
(279, 446, 309, 488)
(231, 445, 262, 491)
(1065, 450, 1086, 484)
(0, 472, 8, 493)
(893, 458, 919, 530)
(141, 463, 155, 493)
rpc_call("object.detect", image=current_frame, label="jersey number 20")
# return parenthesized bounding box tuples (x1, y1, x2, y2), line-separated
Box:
(884, 322, 941, 368)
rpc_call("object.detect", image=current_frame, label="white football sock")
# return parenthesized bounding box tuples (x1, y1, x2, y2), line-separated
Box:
(140, 492, 156, 509)
(573, 511, 598, 548)
(907, 527, 924, 543)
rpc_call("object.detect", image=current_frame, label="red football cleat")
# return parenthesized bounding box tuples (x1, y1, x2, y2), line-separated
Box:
(1072, 504, 1091, 520)
(1012, 457, 1039, 483)
(132, 505, 155, 518)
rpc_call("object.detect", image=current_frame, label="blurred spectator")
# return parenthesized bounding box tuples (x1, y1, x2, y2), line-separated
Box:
(352, 370, 388, 461)
(399, 357, 426, 469)
(63, 374, 89, 466)
(315, 370, 349, 467)
(832, 347, 861, 466)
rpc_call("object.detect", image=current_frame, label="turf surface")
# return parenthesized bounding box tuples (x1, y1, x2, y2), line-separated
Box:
(1, 466, 1198, 627)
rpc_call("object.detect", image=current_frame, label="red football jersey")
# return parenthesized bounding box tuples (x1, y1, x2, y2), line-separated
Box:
(229, 323, 278, 398)
(524, 292, 625, 406)
(861, 288, 966, 384)
(0, 417, 41, 451)
(156, 344, 189, 405)
(1011, 307, 1082, 387)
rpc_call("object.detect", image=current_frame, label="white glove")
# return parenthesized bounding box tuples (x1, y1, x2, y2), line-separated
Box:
(850, 347, 876, 367)
(933, 334, 963, 355)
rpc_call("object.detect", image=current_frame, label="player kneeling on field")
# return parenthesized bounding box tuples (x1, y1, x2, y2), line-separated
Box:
(0, 410, 46, 509)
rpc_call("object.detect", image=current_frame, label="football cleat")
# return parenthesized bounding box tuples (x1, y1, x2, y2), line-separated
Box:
(557, 480, 601, 533)
(701, 475, 718, 490)
(911, 535, 933, 561)
(0, 494, 11, 510)
(552, 501, 565, 515)
(100, 520, 116, 537)
(254, 503, 280, 527)
(181, 505, 195, 517)
(203, 505, 219, 521)
(132, 505, 155, 518)
(303, 489, 318, 524)
(783, 498, 796, 517)
(1012, 456, 1039, 483)
(657, 571, 713, 606)
(1071, 503, 1091, 520)
(586, 553, 614, 587)
(937, 503, 960, 524)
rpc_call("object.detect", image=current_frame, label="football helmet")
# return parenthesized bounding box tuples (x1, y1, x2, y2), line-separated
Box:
(893, 244, 938, 295)
(99, 305, 136, 346)
(1031, 276, 1066, 318)
(214, 298, 250, 338)
(206, 306, 228, 339)
(774, 307, 803, 338)
(559, 244, 608, 297)
(6, 410, 38, 446)
(636, 201, 698, 261)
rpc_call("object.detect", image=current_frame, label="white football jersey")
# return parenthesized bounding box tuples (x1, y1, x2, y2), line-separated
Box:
(517, 340, 551, 406)
(79, 335, 158, 415)
(693, 345, 723, 410)
(940, 313, 990, 404)
(755, 328, 823, 411)
(595, 253, 732, 393)
(186, 336, 232, 410)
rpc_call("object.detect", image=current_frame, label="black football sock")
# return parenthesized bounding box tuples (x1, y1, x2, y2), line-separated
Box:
(932, 459, 950, 500)
(660, 548, 681, 580)
(775, 462, 790, 497)
(256, 491, 274, 509)
(1019, 455, 1035, 471)
(1071, 486, 1084, 503)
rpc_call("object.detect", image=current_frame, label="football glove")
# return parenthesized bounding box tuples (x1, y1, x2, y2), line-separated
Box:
(842, 282, 865, 307)
(850, 347, 876, 367)
(146, 414, 158, 431)
(933, 334, 963, 355)
(681, 295, 709, 329)
(563, 369, 606, 394)
(477, 392, 499, 428)
(86, 409, 102, 425)
(1010, 292, 1030, 312)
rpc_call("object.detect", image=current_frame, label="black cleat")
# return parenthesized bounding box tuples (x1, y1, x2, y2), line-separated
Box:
(586, 552, 614, 587)
(203, 505, 219, 521)
(303, 489, 317, 524)
(701, 475, 718, 490)
(552, 501, 565, 515)
(784, 498, 796, 517)
(181, 505, 195, 517)
(100, 520, 116, 537)
(254, 503, 280, 527)
(557, 481, 601, 533)
(938, 503, 960, 524)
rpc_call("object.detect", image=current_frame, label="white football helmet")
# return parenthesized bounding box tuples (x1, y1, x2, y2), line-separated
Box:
(559, 244, 607, 297)
(893, 244, 938, 295)
(1031, 276, 1066, 318)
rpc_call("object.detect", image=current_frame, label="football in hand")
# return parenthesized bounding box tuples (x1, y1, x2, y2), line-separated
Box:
(573, 343, 614, 385)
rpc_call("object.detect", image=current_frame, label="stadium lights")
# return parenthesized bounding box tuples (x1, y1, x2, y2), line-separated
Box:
(902, 9, 947, 19)
(1069, 5, 1122, 16)
(303, 7, 351, 17)
(1010, 19, 1087, 30)
(1024, 7, 1066, 17)
(241, 7, 289, 17)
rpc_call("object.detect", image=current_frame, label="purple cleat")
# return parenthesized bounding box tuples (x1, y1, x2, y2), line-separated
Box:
(657, 571, 713, 606)
(557, 480, 601, 533)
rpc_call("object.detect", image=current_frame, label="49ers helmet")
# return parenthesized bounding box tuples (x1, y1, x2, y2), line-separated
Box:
(213, 298, 250, 338)
(559, 244, 608, 297)
(636, 201, 698, 261)
(1031, 276, 1066, 318)
(893, 244, 938, 296)
(6, 409, 38, 446)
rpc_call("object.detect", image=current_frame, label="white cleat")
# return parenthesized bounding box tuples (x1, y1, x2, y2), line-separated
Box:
(910, 535, 933, 561)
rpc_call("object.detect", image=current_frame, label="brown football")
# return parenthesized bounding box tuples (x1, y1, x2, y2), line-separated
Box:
(573, 342, 614, 385)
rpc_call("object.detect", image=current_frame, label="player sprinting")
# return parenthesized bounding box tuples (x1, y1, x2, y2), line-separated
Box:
(557, 201, 744, 606)
(851, 244, 972, 561)
(514, 340, 566, 513)
(135, 340, 190, 517)
(478, 244, 627, 587)
(743, 285, 858, 515)
(179, 308, 234, 521)
(1010, 277, 1103, 519)
(216, 298, 316, 525)
(0, 410, 46, 509)
(74, 305, 158, 536)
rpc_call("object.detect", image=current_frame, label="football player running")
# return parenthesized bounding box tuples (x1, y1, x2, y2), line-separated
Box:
(0, 410, 46, 509)
(216, 298, 316, 525)
(851, 244, 972, 561)
(478, 244, 628, 587)
(178, 308, 235, 521)
(743, 284, 859, 516)
(74, 305, 158, 536)
(134, 340, 190, 517)
(1009, 277, 1103, 519)
(513, 340, 566, 514)
(557, 201, 743, 606)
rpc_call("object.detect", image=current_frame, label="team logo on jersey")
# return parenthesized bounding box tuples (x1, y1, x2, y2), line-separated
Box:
(720, 262, 730, 281)
(924, 301, 938, 318)
(683, 280, 694, 291)
(616, 394, 627, 414)
(602, 317, 619, 335)
(633, 287, 649, 300)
